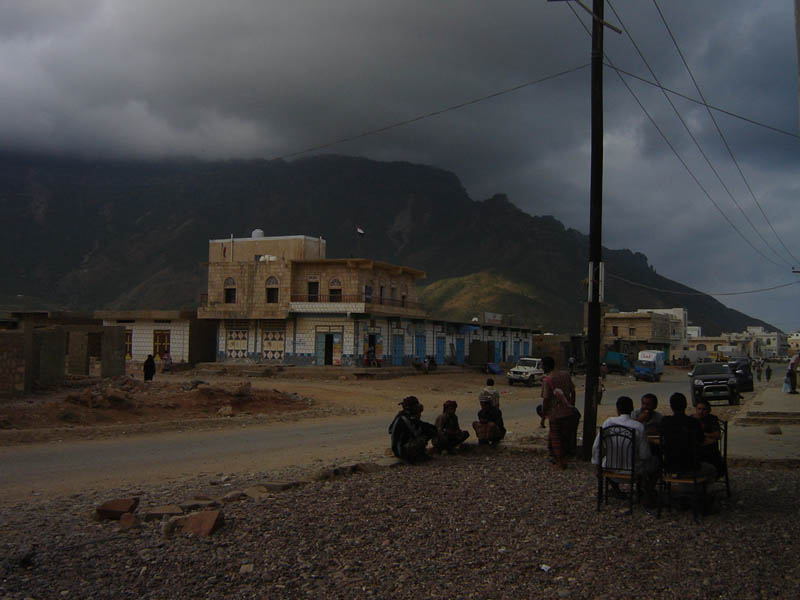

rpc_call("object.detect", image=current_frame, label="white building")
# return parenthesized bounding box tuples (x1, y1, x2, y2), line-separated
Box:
(746, 326, 789, 359)
(637, 308, 689, 360)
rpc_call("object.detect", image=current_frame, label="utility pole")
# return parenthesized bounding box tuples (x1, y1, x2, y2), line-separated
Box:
(548, 0, 619, 460)
(583, 0, 606, 461)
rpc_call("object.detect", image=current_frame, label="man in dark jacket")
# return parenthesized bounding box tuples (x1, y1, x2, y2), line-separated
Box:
(432, 400, 469, 452)
(473, 396, 506, 446)
(388, 396, 437, 463)
(660, 393, 715, 478)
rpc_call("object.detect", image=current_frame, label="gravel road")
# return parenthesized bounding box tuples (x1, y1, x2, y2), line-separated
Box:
(1, 450, 798, 599)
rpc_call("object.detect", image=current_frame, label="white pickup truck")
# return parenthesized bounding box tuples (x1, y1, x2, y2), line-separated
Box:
(507, 357, 544, 386)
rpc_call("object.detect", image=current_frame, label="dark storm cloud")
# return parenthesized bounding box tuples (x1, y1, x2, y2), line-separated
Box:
(1, 0, 798, 329)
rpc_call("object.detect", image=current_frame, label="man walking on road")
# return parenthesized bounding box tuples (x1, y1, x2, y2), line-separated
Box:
(788, 352, 799, 394)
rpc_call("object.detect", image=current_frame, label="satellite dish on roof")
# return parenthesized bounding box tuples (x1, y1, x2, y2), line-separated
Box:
(251, 229, 264, 238)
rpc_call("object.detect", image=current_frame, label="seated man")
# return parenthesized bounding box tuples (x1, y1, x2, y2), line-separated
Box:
(693, 400, 725, 478)
(473, 396, 506, 446)
(388, 396, 437, 463)
(432, 400, 470, 452)
(632, 393, 663, 435)
(660, 392, 716, 479)
(591, 396, 658, 505)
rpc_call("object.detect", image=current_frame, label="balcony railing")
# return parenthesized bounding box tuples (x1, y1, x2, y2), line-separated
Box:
(290, 293, 420, 310)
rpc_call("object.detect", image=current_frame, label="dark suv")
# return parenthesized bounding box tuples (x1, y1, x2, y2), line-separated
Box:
(727, 357, 754, 392)
(689, 362, 739, 405)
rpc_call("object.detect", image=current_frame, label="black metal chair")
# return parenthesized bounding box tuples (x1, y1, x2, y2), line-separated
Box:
(596, 425, 637, 513)
(718, 419, 730, 497)
(657, 427, 714, 521)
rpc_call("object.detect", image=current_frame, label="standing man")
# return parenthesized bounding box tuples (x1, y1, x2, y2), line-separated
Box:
(143, 354, 156, 382)
(568, 355, 576, 377)
(481, 378, 500, 408)
(541, 356, 578, 468)
(788, 352, 799, 394)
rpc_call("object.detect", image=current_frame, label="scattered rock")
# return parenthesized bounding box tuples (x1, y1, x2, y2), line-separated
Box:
(239, 563, 254, 574)
(234, 382, 252, 397)
(165, 510, 224, 537)
(261, 481, 302, 492)
(142, 504, 184, 522)
(119, 512, 140, 530)
(178, 499, 219, 512)
(95, 497, 139, 521)
(220, 490, 246, 503)
(217, 405, 234, 417)
(243, 486, 271, 501)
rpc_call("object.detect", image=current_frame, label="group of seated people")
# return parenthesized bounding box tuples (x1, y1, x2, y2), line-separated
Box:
(388, 379, 506, 462)
(592, 391, 725, 506)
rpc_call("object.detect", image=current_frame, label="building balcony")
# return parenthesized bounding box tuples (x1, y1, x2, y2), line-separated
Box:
(289, 294, 426, 317)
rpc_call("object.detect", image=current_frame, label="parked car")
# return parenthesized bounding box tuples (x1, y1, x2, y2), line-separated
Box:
(727, 357, 754, 392)
(507, 357, 544, 386)
(688, 362, 739, 406)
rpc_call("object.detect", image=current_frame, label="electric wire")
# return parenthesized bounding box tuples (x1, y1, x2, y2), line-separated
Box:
(602, 65, 800, 140)
(607, 272, 800, 297)
(607, 0, 792, 268)
(566, 2, 785, 269)
(268, 64, 590, 161)
(652, 0, 800, 267)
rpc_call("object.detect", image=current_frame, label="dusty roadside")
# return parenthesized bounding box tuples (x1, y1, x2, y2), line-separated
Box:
(0, 368, 559, 445)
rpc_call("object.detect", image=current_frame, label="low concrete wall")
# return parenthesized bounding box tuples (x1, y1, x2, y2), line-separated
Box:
(101, 326, 126, 378)
(34, 327, 66, 387)
(68, 331, 90, 376)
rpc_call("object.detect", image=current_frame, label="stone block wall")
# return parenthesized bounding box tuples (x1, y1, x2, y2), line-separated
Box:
(0, 331, 26, 396)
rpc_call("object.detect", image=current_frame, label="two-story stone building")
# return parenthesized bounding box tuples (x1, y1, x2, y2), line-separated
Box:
(599, 310, 672, 358)
(197, 232, 535, 366)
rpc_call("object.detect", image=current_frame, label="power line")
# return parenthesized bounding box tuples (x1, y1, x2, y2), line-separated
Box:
(566, 2, 785, 269)
(605, 65, 800, 140)
(607, 272, 800, 296)
(607, 0, 793, 268)
(652, 0, 800, 267)
(268, 64, 590, 161)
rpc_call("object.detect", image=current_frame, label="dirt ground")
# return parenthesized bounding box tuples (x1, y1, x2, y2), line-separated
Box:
(0, 365, 737, 447)
(0, 367, 551, 444)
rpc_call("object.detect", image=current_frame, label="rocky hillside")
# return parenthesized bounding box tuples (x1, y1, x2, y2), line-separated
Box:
(0, 152, 775, 335)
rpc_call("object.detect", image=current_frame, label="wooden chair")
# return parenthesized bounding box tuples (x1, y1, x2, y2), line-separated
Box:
(657, 427, 713, 521)
(596, 425, 637, 513)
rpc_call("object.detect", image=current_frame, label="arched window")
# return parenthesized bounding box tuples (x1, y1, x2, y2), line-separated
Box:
(328, 278, 342, 302)
(364, 280, 373, 303)
(266, 276, 279, 304)
(224, 278, 236, 304)
(696, 344, 706, 351)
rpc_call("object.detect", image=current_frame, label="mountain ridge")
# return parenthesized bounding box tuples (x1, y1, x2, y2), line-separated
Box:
(0, 152, 777, 335)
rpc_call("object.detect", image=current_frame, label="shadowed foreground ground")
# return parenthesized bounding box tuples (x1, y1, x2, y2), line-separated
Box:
(1, 450, 798, 599)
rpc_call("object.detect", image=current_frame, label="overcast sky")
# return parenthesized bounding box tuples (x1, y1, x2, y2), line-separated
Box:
(3, 1, 799, 332)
